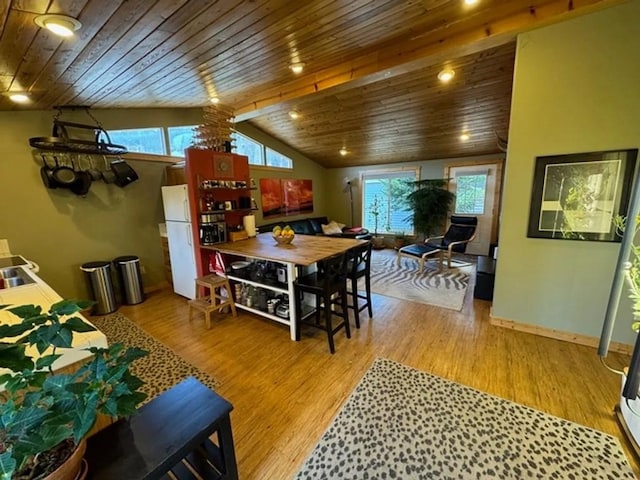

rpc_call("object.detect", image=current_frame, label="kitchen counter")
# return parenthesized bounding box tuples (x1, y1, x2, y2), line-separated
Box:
(204, 233, 366, 340)
(0, 264, 108, 372)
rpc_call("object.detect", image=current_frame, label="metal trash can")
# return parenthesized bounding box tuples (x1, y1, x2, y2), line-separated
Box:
(80, 261, 118, 315)
(113, 255, 145, 305)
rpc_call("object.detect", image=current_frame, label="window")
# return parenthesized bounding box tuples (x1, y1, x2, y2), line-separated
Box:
(233, 132, 264, 165)
(266, 147, 293, 169)
(362, 170, 418, 235)
(168, 125, 198, 157)
(455, 173, 487, 214)
(109, 127, 165, 155)
(231, 132, 293, 169)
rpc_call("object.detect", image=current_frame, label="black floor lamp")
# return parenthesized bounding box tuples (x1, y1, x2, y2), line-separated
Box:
(343, 177, 355, 226)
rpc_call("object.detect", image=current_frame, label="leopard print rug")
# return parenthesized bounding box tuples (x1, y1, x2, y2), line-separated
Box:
(91, 313, 220, 403)
(295, 358, 634, 479)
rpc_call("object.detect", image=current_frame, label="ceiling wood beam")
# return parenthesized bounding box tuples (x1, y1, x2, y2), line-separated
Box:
(235, 0, 625, 122)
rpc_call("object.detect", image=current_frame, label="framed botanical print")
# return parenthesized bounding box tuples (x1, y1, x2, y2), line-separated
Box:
(527, 148, 638, 241)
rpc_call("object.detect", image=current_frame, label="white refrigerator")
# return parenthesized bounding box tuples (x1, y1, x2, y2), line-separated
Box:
(161, 185, 196, 299)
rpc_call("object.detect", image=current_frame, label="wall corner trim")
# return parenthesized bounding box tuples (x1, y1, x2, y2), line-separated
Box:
(489, 312, 633, 356)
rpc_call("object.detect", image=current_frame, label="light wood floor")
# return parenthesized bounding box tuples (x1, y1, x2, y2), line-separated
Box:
(119, 273, 639, 479)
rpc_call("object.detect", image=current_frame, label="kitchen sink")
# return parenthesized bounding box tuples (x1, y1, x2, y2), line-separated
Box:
(0, 267, 35, 288)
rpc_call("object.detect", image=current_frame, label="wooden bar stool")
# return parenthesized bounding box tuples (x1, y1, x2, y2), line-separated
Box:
(188, 274, 237, 329)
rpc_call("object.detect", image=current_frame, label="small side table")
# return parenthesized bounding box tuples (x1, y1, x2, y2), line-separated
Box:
(474, 256, 496, 301)
(86, 377, 238, 480)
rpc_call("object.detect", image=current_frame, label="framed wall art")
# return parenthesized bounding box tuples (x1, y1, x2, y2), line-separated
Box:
(527, 148, 638, 242)
(259, 178, 314, 219)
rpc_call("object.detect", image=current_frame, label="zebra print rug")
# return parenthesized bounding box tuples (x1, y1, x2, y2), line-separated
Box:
(366, 249, 473, 311)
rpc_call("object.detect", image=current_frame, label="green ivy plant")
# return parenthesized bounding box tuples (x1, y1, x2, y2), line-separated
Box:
(0, 300, 148, 480)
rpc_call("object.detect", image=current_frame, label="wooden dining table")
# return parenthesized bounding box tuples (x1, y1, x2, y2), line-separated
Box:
(203, 233, 367, 340)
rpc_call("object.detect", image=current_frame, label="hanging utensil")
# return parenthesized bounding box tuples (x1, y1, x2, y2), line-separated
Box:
(51, 154, 78, 186)
(101, 155, 116, 184)
(40, 154, 57, 189)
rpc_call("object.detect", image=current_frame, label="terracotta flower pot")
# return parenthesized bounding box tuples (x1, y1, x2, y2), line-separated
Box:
(43, 440, 86, 480)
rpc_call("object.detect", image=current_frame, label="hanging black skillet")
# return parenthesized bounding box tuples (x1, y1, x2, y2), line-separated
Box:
(40, 154, 58, 189)
(70, 170, 92, 196)
(51, 155, 78, 186)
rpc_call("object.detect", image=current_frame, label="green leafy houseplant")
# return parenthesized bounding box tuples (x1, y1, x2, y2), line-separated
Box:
(614, 215, 640, 332)
(0, 300, 148, 480)
(404, 179, 456, 239)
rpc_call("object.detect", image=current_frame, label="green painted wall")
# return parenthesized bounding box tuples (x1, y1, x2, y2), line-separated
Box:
(234, 122, 328, 227)
(0, 111, 327, 299)
(0, 108, 202, 299)
(493, 1, 640, 345)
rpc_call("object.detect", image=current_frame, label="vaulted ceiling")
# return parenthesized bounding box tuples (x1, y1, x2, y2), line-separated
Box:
(0, 0, 624, 167)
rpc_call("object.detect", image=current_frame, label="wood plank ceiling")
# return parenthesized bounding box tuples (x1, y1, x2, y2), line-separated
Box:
(0, 0, 625, 167)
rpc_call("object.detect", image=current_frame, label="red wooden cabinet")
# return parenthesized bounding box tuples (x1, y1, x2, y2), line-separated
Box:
(185, 148, 251, 277)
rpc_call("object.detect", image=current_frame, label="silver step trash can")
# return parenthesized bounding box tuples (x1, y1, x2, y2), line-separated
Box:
(113, 255, 145, 305)
(80, 261, 118, 315)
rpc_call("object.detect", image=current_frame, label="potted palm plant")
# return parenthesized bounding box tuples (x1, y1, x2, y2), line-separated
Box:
(404, 179, 456, 239)
(0, 299, 148, 480)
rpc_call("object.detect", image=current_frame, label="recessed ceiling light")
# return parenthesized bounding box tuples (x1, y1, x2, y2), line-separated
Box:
(339, 147, 348, 156)
(460, 133, 471, 141)
(437, 68, 455, 82)
(34, 14, 82, 37)
(210, 96, 220, 104)
(464, 0, 479, 5)
(289, 62, 305, 74)
(4, 92, 30, 104)
(289, 110, 300, 119)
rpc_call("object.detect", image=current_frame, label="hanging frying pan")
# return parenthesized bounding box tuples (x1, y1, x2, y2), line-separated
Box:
(70, 170, 92, 196)
(51, 155, 78, 186)
(85, 155, 102, 181)
(101, 156, 116, 184)
(40, 154, 58, 189)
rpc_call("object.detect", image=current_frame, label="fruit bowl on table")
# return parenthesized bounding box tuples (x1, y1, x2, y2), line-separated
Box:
(273, 234, 294, 245)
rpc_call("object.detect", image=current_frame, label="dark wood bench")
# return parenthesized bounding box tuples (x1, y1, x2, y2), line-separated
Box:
(86, 377, 238, 480)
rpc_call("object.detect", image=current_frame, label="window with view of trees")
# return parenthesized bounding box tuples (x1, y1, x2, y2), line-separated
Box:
(233, 132, 264, 165)
(167, 125, 197, 156)
(361, 170, 418, 235)
(455, 173, 487, 214)
(109, 127, 166, 155)
(231, 132, 293, 168)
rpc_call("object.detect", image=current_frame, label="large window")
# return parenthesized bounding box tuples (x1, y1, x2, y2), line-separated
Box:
(231, 132, 293, 169)
(362, 169, 418, 235)
(266, 147, 293, 168)
(108, 126, 294, 167)
(455, 173, 487, 214)
(233, 132, 264, 165)
(167, 125, 198, 157)
(109, 127, 166, 155)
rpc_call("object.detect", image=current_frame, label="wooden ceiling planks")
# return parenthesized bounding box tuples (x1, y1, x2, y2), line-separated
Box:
(249, 42, 515, 167)
(0, 0, 626, 166)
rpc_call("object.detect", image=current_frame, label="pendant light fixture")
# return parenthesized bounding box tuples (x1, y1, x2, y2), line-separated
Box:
(34, 14, 82, 37)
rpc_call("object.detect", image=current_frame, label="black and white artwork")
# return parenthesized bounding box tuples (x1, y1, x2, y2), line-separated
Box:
(527, 149, 638, 241)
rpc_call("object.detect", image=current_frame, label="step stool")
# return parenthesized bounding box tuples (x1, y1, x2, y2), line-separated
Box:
(188, 274, 237, 329)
